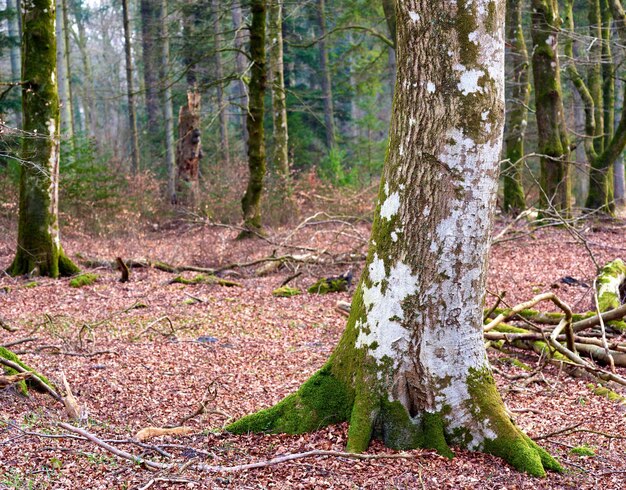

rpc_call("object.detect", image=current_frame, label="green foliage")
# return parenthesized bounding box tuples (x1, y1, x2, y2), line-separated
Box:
(69, 273, 98, 288)
(272, 286, 301, 297)
(570, 444, 596, 457)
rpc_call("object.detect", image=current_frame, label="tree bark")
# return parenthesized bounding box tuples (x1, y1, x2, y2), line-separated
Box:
(55, 0, 74, 148)
(212, 0, 231, 166)
(269, 0, 291, 195)
(228, 0, 560, 477)
(316, 0, 336, 150)
(122, 0, 141, 173)
(9, 0, 79, 277)
(140, 0, 162, 137)
(231, 2, 249, 151)
(7, 0, 22, 128)
(61, 0, 76, 140)
(161, 0, 176, 203)
(531, 0, 571, 216)
(73, 0, 96, 139)
(240, 0, 267, 235)
(502, 0, 529, 213)
(176, 91, 202, 208)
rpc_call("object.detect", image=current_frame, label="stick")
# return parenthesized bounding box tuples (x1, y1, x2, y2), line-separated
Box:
(58, 423, 422, 474)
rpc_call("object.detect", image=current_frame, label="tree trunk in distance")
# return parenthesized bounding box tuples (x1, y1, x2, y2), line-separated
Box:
(381, 0, 396, 46)
(161, 0, 176, 203)
(316, 0, 336, 150)
(55, 0, 74, 150)
(7, 0, 22, 128)
(502, 0, 529, 213)
(212, 0, 231, 166)
(232, 2, 249, 152)
(531, 0, 571, 216)
(73, 0, 96, 139)
(61, 0, 76, 139)
(176, 91, 202, 208)
(9, 0, 79, 277)
(269, 0, 291, 196)
(140, 0, 162, 137)
(122, 0, 141, 173)
(240, 0, 267, 236)
(228, 0, 561, 477)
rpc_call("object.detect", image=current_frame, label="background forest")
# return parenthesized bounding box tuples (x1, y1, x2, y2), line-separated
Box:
(0, 0, 622, 224)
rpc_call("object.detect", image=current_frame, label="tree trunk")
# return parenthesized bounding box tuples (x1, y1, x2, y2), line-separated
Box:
(212, 0, 231, 166)
(231, 2, 249, 152)
(161, 0, 176, 202)
(9, 0, 79, 277)
(55, 0, 74, 148)
(502, 0, 529, 213)
(122, 0, 141, 173)
(316, 0, 336, 150)
(269, 0, 291, 195)
(73, 0, 96, 139)
(240, 0, 267, 236)
(228, 0, 560, 477)
(140, 0, 162, 137)
(176, 91, 202, 208)
(61, 0, 76, 140)
(7, 0, 22, 128)
(531, 0, 571, 216)
(381, 0, 396, 46)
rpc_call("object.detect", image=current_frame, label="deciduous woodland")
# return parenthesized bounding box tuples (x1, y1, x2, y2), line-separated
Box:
(1, 0, 626, 488)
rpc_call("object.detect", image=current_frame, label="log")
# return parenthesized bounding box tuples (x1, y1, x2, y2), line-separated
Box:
(595, 259, 626, 312)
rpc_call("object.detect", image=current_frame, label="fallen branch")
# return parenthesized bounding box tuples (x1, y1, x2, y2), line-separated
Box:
(0, 372, 32, 389)
(58, 423, 422, 473)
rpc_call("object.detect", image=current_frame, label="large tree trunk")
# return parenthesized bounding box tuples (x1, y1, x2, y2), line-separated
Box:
(122, 0, 141, 173)
(9, 0, 79, 277)
(240, 0, 267, 236)
(212, 0, 231, 166)
(502, 0, 529, 213)
(161, 0, 176, 203)
(228, 0, 560, 477)
(316, 0, 336, 150)
(175, 91, 202, 208)
(531, 0, 571, 216)
(269, 0, 291, 195)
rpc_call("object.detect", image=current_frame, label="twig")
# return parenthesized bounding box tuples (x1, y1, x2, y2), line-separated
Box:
(1, 337, 38, 348)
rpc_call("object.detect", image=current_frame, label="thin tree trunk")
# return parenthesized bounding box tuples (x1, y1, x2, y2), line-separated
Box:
(61, 0, 76, 139)
(240, 0, 267, 235)
(213, 0, 231, 166)
(140, 0, 162, 138)
(502, 0, 529, 213)
(122, 0, 141, 173)
(228, 0, 560, 477)
(73, 1, 96, 138)
(7, 0, 21, 127)
(55, 0, 74, 146)
(381, 0, 395, 46)
(176, 92, 202, 208)
(269, 0, 290, 194)
(316, 0, 336, 150)
(232, 2, 249, 151)
(9, 0, 79, 277)
(531, 0, 571, 216)
(161, 0, 176, 202)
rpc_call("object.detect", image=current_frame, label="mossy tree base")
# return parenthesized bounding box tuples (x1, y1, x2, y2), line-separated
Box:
(227, 364, 561, 477)
(7, 248, 79, 278)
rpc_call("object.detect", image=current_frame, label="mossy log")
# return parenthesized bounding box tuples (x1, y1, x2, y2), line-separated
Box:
(0, 346, 57, 397)
(595, 259, 626, 312)
(169, 274, 241, 288)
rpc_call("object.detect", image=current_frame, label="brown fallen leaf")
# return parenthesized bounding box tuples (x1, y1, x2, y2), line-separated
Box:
(135, 426, 195, 441)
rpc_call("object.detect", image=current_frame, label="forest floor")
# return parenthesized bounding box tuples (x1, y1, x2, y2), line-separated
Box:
(1, 213, 626, 489)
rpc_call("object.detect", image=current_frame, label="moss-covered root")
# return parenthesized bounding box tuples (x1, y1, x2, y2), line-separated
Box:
(468, 368, 562, 477)
(0, 346, 54, 395)
(227, 364, 352, 434)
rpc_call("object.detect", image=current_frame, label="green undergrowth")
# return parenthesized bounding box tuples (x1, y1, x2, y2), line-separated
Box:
(69, 273, 98, 288)
(587, 383, 626, 404)
(570, 444, 596, 457)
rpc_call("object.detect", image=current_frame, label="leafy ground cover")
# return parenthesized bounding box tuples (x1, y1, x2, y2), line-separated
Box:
(1, 215, 625, 489)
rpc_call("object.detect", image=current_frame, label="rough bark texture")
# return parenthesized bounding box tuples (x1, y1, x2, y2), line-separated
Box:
(269, 0, 291, 195)
(228, 0, 560, 477)
(122, 0, 141, 173)
(316, 0, 336, 149)
(502, 0, 529, 213)
(531, 0, 571, 216)
(240, 0, 267, 235)
(9, 0, 79, 278)
(176, 91, 202, 208)
(212, 0, 231, 166)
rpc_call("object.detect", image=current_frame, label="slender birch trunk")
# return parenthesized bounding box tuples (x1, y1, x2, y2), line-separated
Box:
(228, 0, 561, 477)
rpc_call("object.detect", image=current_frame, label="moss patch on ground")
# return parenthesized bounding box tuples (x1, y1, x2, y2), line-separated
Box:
(69, 273, 99, 288)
